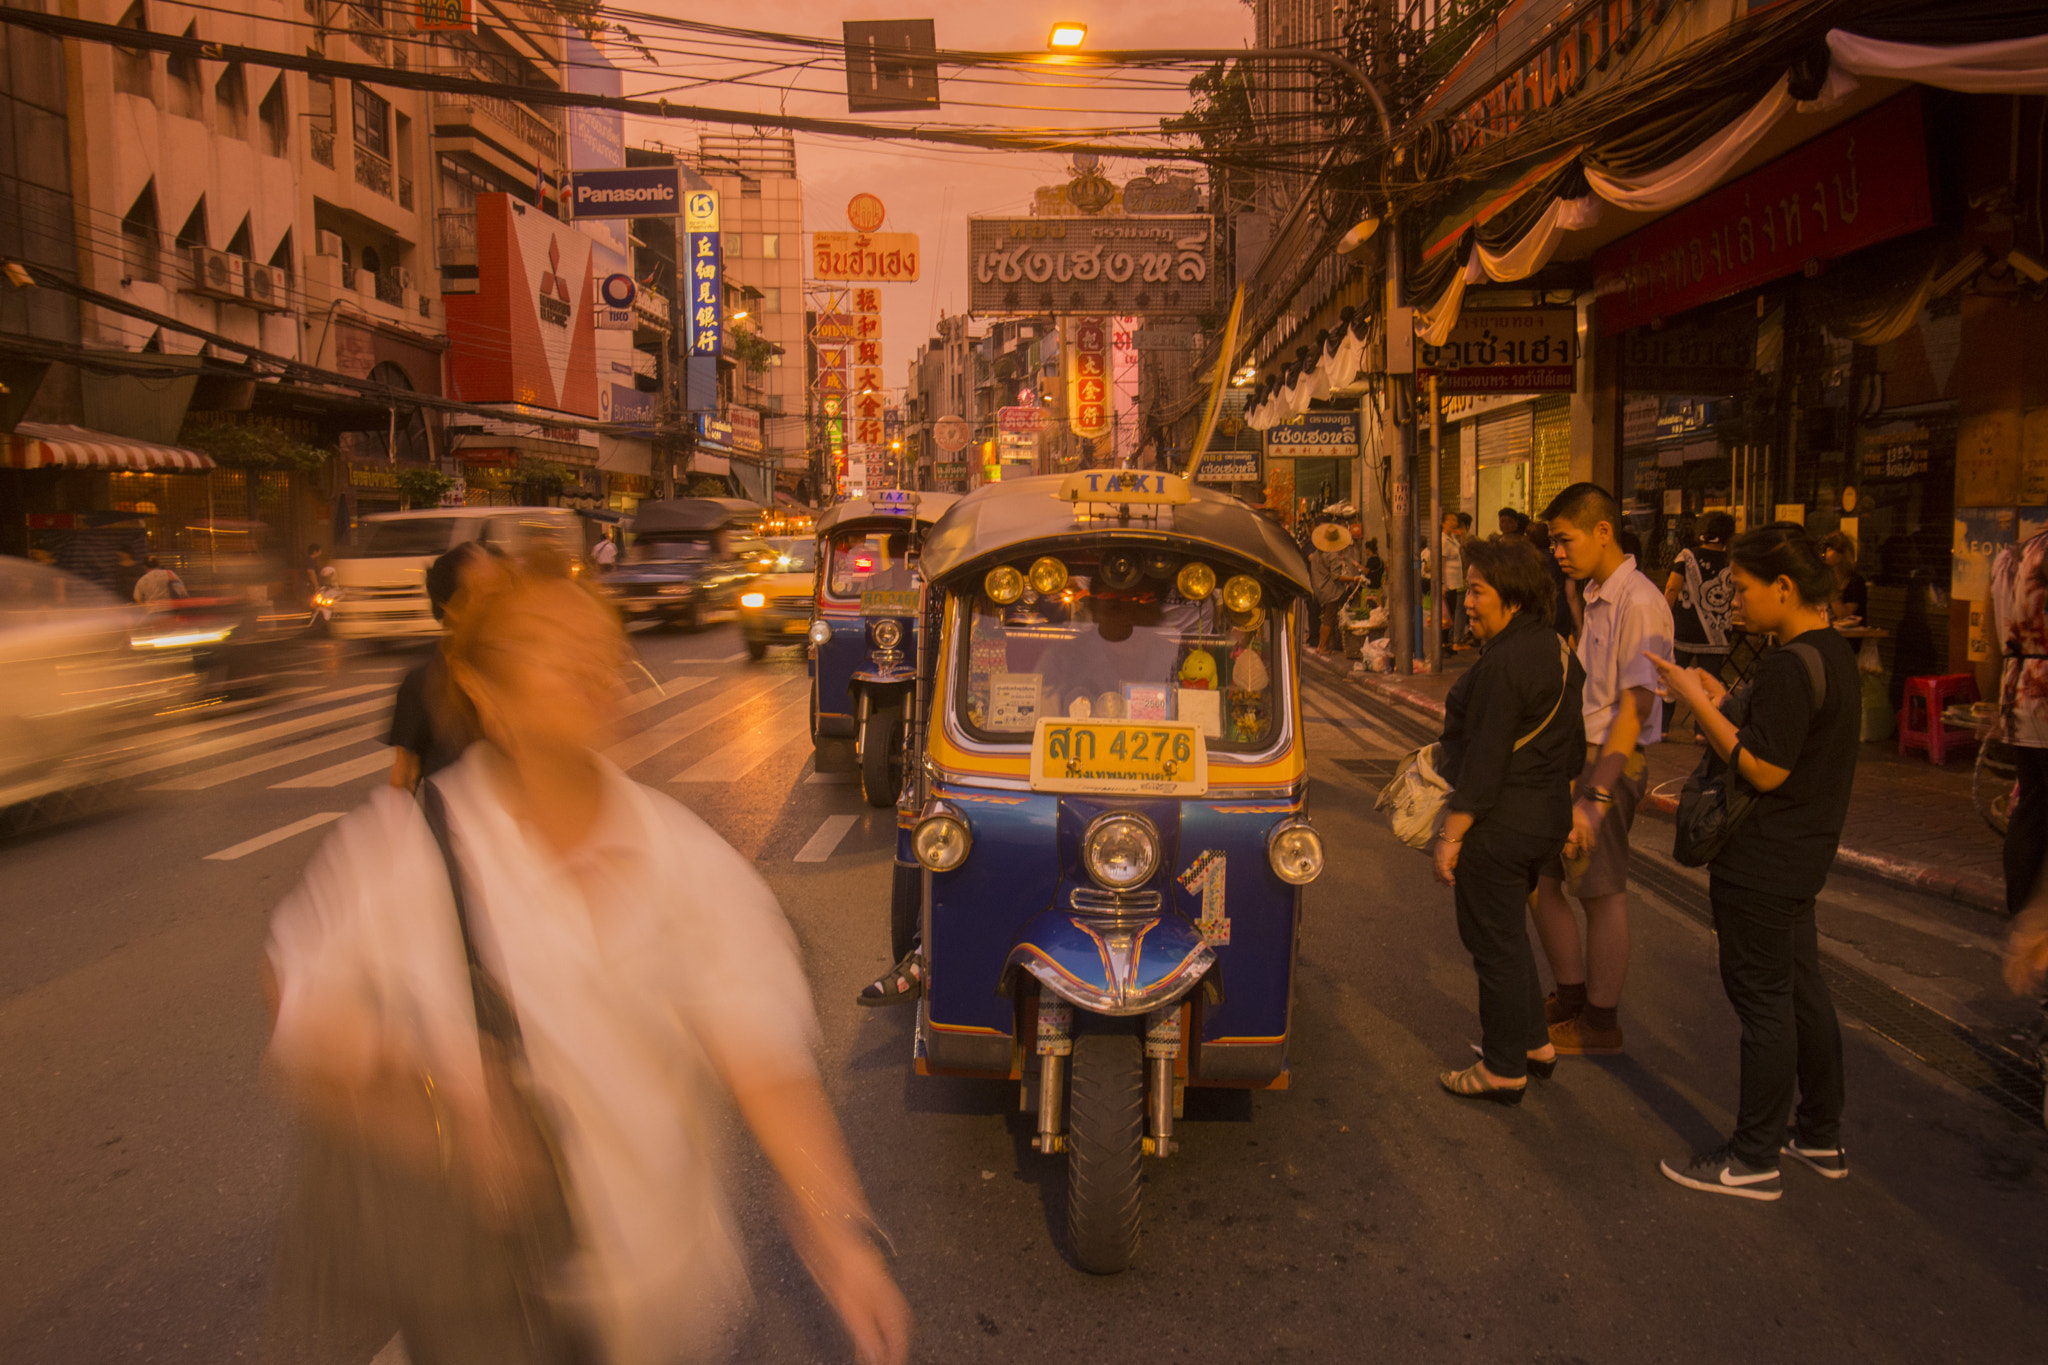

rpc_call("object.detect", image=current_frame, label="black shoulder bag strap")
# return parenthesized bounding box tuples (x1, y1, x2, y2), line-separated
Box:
(420, 780, 523, 1048)
(1784, 639, 1827, 712)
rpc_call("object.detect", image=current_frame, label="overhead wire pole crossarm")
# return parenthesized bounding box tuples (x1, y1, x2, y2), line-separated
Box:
(992, 48, 1392, 141)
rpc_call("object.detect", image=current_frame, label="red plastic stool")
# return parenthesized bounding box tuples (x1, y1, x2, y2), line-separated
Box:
(1897, 674, 1979, 765)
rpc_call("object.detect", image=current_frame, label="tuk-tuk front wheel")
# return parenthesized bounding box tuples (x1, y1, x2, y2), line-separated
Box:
(1066, 1028, 1145, 1274)
(859, 699, 904, 809)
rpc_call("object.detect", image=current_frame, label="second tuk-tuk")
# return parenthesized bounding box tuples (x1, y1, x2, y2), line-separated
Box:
(896, 470, 1325, 1273)
(807, 490, 958, 807)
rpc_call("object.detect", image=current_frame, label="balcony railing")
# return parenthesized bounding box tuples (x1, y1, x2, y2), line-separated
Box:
(438, 210, 478, 267)
(310, 124, 334, 168)
(431, 88, 561, 161)
(633, 285, 670, 333)
(354, 144, 393, 198)
(347, 4, 388, 61)
(373, 270, 405, 307)
(399, 176, 414, 210)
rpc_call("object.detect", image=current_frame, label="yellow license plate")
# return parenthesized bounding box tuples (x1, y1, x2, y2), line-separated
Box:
(1028, 719, 1208, 796)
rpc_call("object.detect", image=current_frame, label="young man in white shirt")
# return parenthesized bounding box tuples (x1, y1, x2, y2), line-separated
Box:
(1534, 483, 1675, 1054)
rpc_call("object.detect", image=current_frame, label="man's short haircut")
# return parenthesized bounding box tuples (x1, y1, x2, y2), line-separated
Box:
(1700, 511, 1737, 544)
(426, 541, 491, 622)
(1541, 482, 1622, 537)
(1462, 535, 1556, 621)
(1454, 511, 1473, 532)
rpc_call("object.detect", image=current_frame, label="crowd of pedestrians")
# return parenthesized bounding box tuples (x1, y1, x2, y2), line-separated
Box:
(1420, 482, 1863, 1203)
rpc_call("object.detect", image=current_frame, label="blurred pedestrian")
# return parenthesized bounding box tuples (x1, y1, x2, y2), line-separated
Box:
(591, 527, 619, 572)
(1991, 527, 2048, 917)
(1533, 483, 1675, 1056)
(1819, 531, 1866, 623)
(1527, 521, 1576, 642)
(266, 558, 912, 1365)
(1308, 521, 1361, 654)
(1361, 536, 1385, 592)
(133, 555, 186, 605)
(302, 543, 325, 607)
(1663, 511, 1737, 732)
(1497, 508, 1530, 539)
(388, 543, 503, 792)
(1648, 525, 1856, 1200)
(1432, 537, 1584, 1104)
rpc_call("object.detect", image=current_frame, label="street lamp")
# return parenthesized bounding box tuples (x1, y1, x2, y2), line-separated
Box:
(1047, 22, 1087, 50)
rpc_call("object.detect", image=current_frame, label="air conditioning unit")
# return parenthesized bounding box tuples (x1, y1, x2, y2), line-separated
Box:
(187, 246, 241, 300)
(242, 260, 286, 311)
(315, 229, 344, 259)
(394, 267, 415, 292)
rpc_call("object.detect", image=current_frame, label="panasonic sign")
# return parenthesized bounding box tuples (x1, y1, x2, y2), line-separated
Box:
(564, 167, 685, 219)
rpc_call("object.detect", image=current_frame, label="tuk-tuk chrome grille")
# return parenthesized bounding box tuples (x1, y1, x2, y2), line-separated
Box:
(1069, 887, 1164, 918)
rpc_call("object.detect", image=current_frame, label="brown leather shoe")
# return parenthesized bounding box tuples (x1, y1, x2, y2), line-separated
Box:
(1544, 992, 1581, 1026)
(1549, 1016, 1624, 1055)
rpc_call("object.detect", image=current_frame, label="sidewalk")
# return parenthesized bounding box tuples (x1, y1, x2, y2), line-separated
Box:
(1311, 647, 2010, 917)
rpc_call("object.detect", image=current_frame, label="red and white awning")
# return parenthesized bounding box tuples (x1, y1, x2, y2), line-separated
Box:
(1, 423, 215, 471)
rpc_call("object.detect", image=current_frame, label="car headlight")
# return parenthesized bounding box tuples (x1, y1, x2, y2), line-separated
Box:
(913, 809, 971, 871)
(1082, 813, 1159, 890)
(808, 618, 831, 647)
(872, 618, 903, 649)
(313, 589, 341, 609)
(658, 584, 692, 596)
(740, 591, 766, 609)
(1267, 820, 1325, 885)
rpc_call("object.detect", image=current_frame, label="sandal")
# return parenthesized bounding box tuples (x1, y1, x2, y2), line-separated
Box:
(857, 952, 925, 1008)
(1438, 1061, 1527, 1106)
(1468, 1042, 1558, 1080)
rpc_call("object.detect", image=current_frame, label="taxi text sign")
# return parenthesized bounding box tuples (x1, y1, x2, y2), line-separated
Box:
(1265, 413, 1358, 458)
(1416, 308, 1577, 395)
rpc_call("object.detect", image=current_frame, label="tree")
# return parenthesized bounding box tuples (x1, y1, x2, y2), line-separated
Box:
(182, 421, 327, 474)
(513, 455, 575, 505)
(731, 323, 774, 376)
(394, 466, 454, 510)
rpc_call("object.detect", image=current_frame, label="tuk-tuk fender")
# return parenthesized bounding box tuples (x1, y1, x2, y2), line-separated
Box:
(1005, 906, 1216, 1017)
(851, 667, 916, 688)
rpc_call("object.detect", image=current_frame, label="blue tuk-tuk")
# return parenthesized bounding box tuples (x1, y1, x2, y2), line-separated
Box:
(807, 490, 960, 807)
(897, 470, 1325, 1273)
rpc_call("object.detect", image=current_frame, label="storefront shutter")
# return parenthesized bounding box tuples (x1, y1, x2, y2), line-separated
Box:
(1475, 406, 1534, 467)
(1531, 395, 1572, 510)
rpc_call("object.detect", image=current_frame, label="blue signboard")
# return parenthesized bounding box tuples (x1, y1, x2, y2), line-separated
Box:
(565, 166, 684, 219)
(685, 190, 722, 358)
(605, 384, 659, 427)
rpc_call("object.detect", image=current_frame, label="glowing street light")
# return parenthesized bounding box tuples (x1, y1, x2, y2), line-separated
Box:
(1047, 22, 1087, 50)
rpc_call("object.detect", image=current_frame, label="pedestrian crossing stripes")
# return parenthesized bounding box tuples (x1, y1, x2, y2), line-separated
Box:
(669, 696, 808, 783)
(271, 746, 398, 790)
(603, 676, 799, 771)
(203, 812, 345, 861)
(149, 722, 388, 791)
(104, 695, 396, 782)
(793, 814, 858, 863)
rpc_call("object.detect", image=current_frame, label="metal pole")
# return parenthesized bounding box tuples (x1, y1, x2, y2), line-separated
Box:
(666, 220, 683, 500)
(1426, 374, 1443, 675)
(1386, 232, 1414, 677)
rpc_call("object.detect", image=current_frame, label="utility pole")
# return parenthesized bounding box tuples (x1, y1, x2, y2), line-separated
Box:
(665, 218, 684, 500)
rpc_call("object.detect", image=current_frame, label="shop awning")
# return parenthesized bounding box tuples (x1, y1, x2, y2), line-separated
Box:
(1, 423, 215, 470)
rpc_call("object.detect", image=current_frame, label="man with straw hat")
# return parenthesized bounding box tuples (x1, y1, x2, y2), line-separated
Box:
(1309, 519, 1363, 655)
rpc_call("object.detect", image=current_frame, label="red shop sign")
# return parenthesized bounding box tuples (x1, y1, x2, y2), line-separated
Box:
(1593, 91, 1932, 336)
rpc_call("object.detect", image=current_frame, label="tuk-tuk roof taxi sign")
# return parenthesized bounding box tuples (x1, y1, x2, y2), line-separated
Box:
(872, 489, 918, 514)
(1057, 470, 1193, 507)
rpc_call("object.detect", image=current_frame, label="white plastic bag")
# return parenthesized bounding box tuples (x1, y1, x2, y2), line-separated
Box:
(1374, 743, 1452, 850)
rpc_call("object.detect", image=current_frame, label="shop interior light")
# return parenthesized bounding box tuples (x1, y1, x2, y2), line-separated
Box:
(1221, 574, 1263, 613)
(1176, 561, 1216, 601)
(1047, 22, 1087, 49)
(1027, 555, 1069, 595)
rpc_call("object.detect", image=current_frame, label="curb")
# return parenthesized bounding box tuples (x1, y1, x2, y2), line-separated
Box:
(1313, 654, 2009, 918)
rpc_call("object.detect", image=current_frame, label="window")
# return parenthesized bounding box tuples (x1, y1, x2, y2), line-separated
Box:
(224, 215, 253, 259)
(352, 83, 390, 159)
(214, 64, 247, 139)
(174, 197, 207, 250)
(165, 25, 201, 119)
(740, 178, 762, 198)
(761, 233, 779, 259)
(761, 287, 781, 314)
(114, 3, 151, 98)
(727, 234, 743, 259)
(258, 77, 289, 156)
(268, 228, 294, 279)
(121, 183, 160, 283)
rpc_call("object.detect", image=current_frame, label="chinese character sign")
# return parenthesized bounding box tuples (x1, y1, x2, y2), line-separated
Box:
(1070, 317, 1108, 438)
(685, 190, 722, 357)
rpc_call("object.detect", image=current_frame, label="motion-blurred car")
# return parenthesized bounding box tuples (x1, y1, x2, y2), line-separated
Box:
(605, 498, 758, 630)
(327, 507, 585, 640)
(0, 557, 194, 809)
(736, 536, 817, 660)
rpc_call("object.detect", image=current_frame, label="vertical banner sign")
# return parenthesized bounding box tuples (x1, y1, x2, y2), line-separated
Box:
(685, 190, 722, 357)
(1071, 318, 1108, 438)
(853, 287, 884, 447)
(1112, 317, 1141, 463)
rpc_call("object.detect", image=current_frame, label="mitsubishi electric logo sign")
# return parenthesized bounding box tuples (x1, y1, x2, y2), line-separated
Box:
(537, 237, 573, 327)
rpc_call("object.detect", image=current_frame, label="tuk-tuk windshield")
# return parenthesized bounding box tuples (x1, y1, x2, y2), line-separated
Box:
(955, 568, 1280, 752)
(825, 528, 917, 599)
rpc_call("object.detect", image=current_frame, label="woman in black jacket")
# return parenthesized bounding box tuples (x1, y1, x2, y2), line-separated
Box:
(1648, 525, 1859, 1201)
(1433, 537, 1587, 1104)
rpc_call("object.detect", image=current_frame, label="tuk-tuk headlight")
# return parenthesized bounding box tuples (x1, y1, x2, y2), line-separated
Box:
(1267, 820, 1325, 885)
(1027, 556, 1068, 596)
(1083, 813, 1159, 890)
(740, 591, 766, 609)
(872, 618, 903, 649)
(1176, 561, 1216, 601)
(985, 565, 1025, 604)
(1222, 575, 1264, 614)
(913, 810, 971, 872)
(807, 618, 831, 647)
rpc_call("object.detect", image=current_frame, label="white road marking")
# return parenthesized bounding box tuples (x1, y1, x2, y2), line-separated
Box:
(618, 674, 709, 718)
(794, 814, 859, 862)
(88, 683, 384, 765)
(203, 812, 344, 861)
(669, 697, 809, 783)
(804, 770, 855, 785)
(272, 746, 397, 789)
(148, 722, 388, 791)
(102, 697, 395, 781)
(603, 677, 800, 771)
(716, 651, 747, 662)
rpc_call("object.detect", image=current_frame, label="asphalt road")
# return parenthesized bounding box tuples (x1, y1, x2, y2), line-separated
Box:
(3, 624, 2045, 1363)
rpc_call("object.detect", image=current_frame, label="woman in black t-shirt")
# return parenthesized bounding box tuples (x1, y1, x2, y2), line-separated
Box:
(1820, 531, 1867, 623)
(1663, 511, 1736, 674)
(1647, 525, 1858, 1202)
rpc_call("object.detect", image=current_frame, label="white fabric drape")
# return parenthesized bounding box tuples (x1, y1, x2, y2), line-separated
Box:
(1585, 73, 1793, 212)
(1828, 30, 2048, 95)
(1415, 250, 1472, 347)
(1475, 195, 1603, 282)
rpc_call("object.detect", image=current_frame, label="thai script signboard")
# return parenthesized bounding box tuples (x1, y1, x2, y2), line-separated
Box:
(811, 232, 921, 282)
(1265, 413, 1358, 457)
(1418, 307, 1577, 394)
(968, 216, 1216, 315)
(1594, 92, 1932, 335)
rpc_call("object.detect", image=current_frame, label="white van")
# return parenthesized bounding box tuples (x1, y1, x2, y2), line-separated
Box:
(328, 507, 583, 640)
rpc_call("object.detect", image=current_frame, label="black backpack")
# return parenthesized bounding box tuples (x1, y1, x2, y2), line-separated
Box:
(1673, 641, 1826, 868)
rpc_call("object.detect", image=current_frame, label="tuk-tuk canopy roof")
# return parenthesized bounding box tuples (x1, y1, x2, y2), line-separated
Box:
(920, 474, 1310, 595)
(814, 491, 961, 537)
(627, 497, 760, 537)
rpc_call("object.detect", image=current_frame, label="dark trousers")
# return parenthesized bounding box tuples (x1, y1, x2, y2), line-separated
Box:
(1707, 878, 1846, 1168)
(2003, 745, 2048, 917)
(1455, 824, 1561, 1080)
